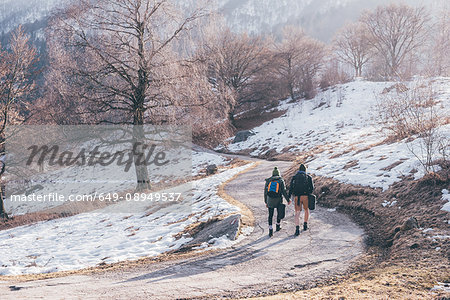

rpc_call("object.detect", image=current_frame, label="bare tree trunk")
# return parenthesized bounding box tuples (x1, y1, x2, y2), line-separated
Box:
(132, 19, 151, 192)
(0, 168, 7, 219)
(228, 106, 236, 127)
(287, 58, 296, 101)
(0, 186, 7, 219)
(132, 122, 151, 192)
(288, 82, 295, 102)
(133, 23, 151, 192)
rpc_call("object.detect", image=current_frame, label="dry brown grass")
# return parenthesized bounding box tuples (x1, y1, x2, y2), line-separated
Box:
(380, 160, 405, 171)
(250, 265, 448, 299)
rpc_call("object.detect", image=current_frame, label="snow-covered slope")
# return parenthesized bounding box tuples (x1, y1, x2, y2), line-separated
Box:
(0, 0, 68, 35)
(0, 163, 253, 275)
(217, 0, 445, 40)
(1, 0, 445, 42)
(225, 78, 450, 191)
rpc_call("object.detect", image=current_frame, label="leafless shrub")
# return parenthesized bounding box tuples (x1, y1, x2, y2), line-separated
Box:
(319, 57, 351, 91)
(377, 80, 448, 173)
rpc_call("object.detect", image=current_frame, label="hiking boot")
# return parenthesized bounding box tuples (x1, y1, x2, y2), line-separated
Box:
(303, 222, 308, 231)
(269, 229, 273, 237)
(276, 224, 281, 232)
(295, 226, 300, 236)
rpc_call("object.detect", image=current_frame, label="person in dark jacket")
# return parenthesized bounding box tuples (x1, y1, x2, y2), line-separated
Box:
(264, 167, 290, 237)
(288, 163, 314, 236)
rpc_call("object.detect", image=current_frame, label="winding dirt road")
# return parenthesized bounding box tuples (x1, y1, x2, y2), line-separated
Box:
(0, 160, 364, 299)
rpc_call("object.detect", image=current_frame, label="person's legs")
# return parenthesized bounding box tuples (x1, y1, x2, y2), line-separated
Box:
(294, 196, 302, 226)
(294, 196, 301, 236)
(294, 211, 301, 226)
(275, 204, 282, 231)
(268, 207, 274, 227)
(301, 196, 309, 230)
(268, 207, 274, 236)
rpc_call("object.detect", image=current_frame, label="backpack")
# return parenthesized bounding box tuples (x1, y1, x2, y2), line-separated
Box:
(267, 179, 281, 197)
(292, 172, 309, 196)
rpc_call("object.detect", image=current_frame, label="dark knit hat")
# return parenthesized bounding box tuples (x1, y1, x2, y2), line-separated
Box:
(272, 167, 280, 176)
(299, 164, 306, 172)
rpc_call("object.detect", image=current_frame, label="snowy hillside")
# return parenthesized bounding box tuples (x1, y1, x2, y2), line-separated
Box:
(0, 162, 253, 275)
(0, 0, 68, 35)
(224, 78, 450, 191)
(217, 0, 445, 40)
(1, 0, 445, 42)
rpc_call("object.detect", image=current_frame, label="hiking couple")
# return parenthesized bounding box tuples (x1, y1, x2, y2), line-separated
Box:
(264, 164, 314, 237)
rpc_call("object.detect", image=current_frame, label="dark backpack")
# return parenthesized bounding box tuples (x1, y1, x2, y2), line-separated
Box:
(267, 179, 281, 197)
(292, 172, 309, 196)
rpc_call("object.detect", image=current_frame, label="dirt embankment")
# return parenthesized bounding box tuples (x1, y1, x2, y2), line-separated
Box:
(279, 161, 450, 299)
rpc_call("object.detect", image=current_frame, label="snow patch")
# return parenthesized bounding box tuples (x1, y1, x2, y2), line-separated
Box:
(431, 282, 450, 293)
(225, 79, 450, 191)
(441, 189, 450, 212)
(0, 163, 255, 275)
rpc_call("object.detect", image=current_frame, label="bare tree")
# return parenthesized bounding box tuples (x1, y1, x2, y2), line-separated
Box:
(360, 4, 429, 79)
(333, 22, 372, 78)
(46, 0, 209, 190)
(0, 26, 38, 218)
(273, 26, 305, 101)
(201, 28, 272, 126)
(274, 26, 325, 100)
(0, 26, 37, 139)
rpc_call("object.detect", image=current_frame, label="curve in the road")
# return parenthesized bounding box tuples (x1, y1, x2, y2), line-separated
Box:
(1, 160, 364, 299)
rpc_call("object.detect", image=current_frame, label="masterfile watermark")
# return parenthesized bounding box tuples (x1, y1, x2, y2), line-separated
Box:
(4, 125, 192, 214)
(26, 143, 169, 172)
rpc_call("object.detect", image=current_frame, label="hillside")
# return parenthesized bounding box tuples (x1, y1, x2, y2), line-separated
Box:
(0, 79, 448, 298)
(0, 0, 445, 42)
(219, 78, 450, 298)
(223, 78, 450, 192)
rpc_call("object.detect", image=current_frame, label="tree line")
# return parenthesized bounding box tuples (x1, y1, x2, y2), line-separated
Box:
(1, 1, 448, 146)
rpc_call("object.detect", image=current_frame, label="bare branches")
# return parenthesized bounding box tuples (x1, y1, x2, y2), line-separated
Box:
(333, 22, 372, 78)
(376, 80, 448, 173)
(360, 4, 429, 79)
(46, 0, 210, 126)
(274, 26, 326, 100)
(200, 28, 274, 125)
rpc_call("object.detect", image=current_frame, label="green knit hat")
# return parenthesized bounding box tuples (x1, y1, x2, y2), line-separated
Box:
(272, 167, 280, 176)
(299, 164, 306, 171)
